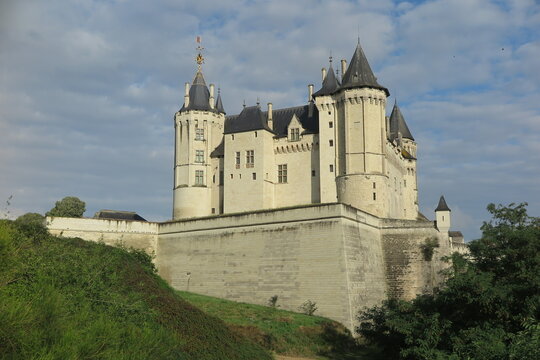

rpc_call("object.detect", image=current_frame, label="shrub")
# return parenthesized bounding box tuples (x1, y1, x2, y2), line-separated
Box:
(298, 300, 318, 316)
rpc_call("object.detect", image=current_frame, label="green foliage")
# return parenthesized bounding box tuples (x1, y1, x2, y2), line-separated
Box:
(0, 220, 271, 360)
(46, 196, 86, 218)
(299, 300, 318, 316)
(420, 237, 439, 261)
(179, 291, 367, 359)
(357, 203, 540, 359)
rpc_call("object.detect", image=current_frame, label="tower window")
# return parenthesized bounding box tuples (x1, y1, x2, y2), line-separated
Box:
(252, 172, 256, 180)
(195, 170, 204, 185)
(290, 128, 300, 141)
(329, 139, 334, 147)
(255, 131, 257, 138)
(312, 170, 316, 177)
(329, 121, 333, 128)
(232, 134, 235, 140)
(278, 164, 288, 183)
(404, 179, 407, 187)
(329, 164, 334, 172)
(195, 128, 204, 140)
(235, 152, 240, 168)
(213, 174, 215, 183)
(373, 182, 376, 189)
(195, 150, 204, 163)
(246, 150, 254, 167)
(373, 192, 376, 200)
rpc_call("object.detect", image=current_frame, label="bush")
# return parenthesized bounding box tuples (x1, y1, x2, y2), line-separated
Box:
(298, 300, 318, 316)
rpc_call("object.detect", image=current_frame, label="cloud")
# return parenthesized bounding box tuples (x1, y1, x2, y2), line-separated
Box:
(1, 0, 539, 241)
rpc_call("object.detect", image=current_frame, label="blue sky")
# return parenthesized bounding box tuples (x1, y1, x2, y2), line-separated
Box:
(1, 0, 539, 240)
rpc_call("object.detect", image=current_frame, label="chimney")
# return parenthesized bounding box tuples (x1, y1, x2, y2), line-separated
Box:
(308, 84, 314, 102)
(267, 102, 273, 131)
(321, 67, 327, 82)
(341, 59, 347, 80)
(184, 82, 190, 107)
(209, 84, 215, 109)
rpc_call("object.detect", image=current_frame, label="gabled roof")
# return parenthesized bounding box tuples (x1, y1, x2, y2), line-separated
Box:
(435, 196, 451, 212)
(225, 104, 319, 137)
(267, 105, 319, 137)
(389, 102, 414, 141)
(224, 105, 272, 134)
(180, 70, 213, 112)
(341, 42, 389, 96)
(313, 64, 340, 97)
(215, 91, 225, 114)
(94, 210, 147, 221)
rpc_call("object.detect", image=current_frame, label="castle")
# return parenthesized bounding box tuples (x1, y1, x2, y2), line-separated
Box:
(173, 42, 419, 221)
(47, 41, 466, 332)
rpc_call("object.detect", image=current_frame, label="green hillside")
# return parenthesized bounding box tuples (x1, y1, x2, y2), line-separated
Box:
(178, 292, 376, 359)
(0, 219, 271, 360)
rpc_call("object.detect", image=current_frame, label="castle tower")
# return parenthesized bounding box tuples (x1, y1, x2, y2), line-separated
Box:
(388, 102, 418, 219)
(334, 42, 390, 217)
(172, 46, 226, 220)
(313, 58, 340, 203)
(435, 196, 451, 233)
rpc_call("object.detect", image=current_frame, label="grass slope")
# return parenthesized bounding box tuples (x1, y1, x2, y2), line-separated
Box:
(178, 291, 377, 359)
(0, 220, 271, 360)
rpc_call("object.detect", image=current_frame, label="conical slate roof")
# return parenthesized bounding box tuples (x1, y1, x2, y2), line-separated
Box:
(313, 64, 340, 97)
(435, 196, 451, 212)
(215, 91, 225, 114)
(180, 70, 212, 112)
(341, 42, 389, 96)
(389, 102, 414, 141)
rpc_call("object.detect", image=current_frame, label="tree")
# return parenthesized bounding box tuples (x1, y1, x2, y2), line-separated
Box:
(357, 203, 540, 359)
(46, 197, 86, 218)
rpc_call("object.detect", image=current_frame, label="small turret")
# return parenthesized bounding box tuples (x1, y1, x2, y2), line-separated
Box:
(435, 196, 451, 233)
(389, 101, 414, 142)
(215, 88, 225, 114)
(313, 59, 340, 97)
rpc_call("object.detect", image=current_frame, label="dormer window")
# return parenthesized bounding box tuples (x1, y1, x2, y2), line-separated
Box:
(290, 128, 300, 141)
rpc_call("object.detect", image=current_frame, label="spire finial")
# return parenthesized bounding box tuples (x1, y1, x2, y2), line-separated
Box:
(243, 99, 246, 108)
(195, 36, 205, 71)
(256, 97, 260, 106)
(329, 50, 333, 64)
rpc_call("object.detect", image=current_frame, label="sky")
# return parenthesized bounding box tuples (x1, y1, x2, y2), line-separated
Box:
(1, 0, 539, 240)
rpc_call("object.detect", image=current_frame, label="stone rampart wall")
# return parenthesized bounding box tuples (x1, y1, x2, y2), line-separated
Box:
(46, 217, 158, 255)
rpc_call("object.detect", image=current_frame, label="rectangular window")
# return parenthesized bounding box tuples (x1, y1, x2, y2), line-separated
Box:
(195, 150, 204, 163)
(290, 128, 300, 141)
(404, 179, 407, 187)
(373, 182, 376, 189)
(329, 139, 334, 147)
(212, 208, 215, 214)
(246, 150, 254, 168)
(235, 151, 240, 168)
(252, 172, 256, 180)
(311, 170, 316, 177)
(195, 128, 204, 140)
(329, 164, 334, 172)
(329, 121, 333, 128)
(278, 164, 288, 183)
(373, 192, 377, 200)
(195, 170, 204, 185)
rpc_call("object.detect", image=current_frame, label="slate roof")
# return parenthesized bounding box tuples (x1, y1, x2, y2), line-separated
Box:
(341, 42, 389, 96)
(435, 196, 451, 212)
(210, 138, 224, 158)
(389, 102, 415, 141)
(215, 91, 225, 114)
(94, 210, 147, 221)
(312, 64, 340, 97)
(180, 70, 214, 112)
(224, 106, 272, 134)
(224, 104, 319, 137)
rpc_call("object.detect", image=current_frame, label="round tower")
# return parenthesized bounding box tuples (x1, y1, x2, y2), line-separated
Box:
(334, 42, 390, 217)
(172, 47, 225, 220)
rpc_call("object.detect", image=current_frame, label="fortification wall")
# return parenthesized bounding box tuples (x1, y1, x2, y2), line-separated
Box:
(381, 218, 450, 299)
(156, 203, 387, 331)
(46, 217, 158, 255)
